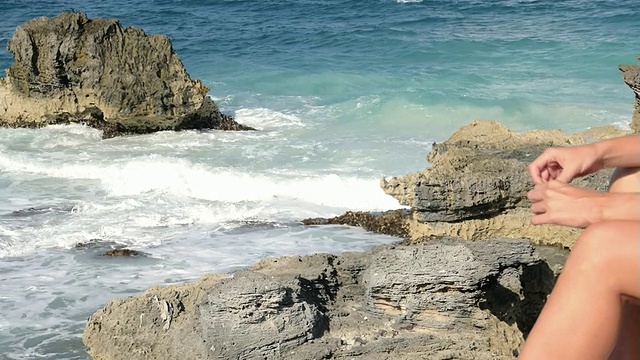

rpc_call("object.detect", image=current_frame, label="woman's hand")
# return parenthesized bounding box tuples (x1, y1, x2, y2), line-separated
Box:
(527, 180, 603, 228)
(528, 145, 603, 185)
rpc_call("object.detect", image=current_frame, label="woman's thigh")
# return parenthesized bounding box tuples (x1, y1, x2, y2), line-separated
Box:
(572, 220, 639, 298)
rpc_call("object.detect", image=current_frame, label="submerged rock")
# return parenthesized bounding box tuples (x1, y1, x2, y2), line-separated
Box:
(83, 237, 553, 359)
(0, 12, 253, 138)
(104, 249, 144, 257)
(74, 239, 146, 257)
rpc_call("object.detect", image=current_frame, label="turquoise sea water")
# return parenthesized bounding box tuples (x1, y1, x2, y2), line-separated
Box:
(0, 1, 638, 358)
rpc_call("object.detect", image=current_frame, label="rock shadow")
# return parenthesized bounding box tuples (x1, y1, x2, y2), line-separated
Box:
(479, 259, 556, 337)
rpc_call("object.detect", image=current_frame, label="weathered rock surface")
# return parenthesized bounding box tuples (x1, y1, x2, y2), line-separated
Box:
(301, 209, 569, 276)
(381, 120, 630, 248)
(83, 237, 554, 360)
(0, 12, 252, 138)
(302, 209, 410, 238)
(619, 55, 640, 132)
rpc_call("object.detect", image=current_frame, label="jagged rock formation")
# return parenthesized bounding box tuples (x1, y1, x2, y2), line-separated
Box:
(83, 237, 554, 360)
(0, 12, 252, 138)
(381, 120, 630, 248)
(619, 56, 640, 132)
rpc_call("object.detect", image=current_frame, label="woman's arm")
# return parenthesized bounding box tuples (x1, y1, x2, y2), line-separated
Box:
(593, 134, 640, 169)
(528, 135, 640, 184)
(596, 192, 640, 223)
(527, 181, 639, 228)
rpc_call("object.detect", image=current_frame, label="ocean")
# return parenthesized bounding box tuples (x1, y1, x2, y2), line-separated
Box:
(0, 0, 638, 358)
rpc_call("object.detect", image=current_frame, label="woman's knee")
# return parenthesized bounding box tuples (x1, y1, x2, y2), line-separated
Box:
(569, 222, 624, 272)
(568, 221, 639, 290)
(609, 167, 640, 193)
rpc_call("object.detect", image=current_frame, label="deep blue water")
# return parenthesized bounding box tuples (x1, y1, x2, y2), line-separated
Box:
(2, 0, 638, 134)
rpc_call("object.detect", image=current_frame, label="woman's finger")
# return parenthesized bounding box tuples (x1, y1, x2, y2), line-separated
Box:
(541, 168, 550, 182)
(527, 189, 540, 202)
(530, 202, 546, 214)
(556, 166, 575, 183)
(527, 183, 549, 201)
(531, 213, 552, 226)
(528, 163, 544, 184)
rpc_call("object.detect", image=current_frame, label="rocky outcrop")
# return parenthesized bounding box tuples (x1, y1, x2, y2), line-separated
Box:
(619, 56, 640, 132)
(0, 12, 252, 138)
(302, 210, 410, 238)
(381, 120, 630, 248)
(83, 237, 554, 359)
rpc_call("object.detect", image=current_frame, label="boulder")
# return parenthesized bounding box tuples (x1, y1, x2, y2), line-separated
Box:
(381, 120, 630, 248)
(619, 56, 640, 132)
(83, 237, 554, 359)
(0, 12, 252, 138)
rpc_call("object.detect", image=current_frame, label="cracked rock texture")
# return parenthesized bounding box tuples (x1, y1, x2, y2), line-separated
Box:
(619, 56, 640, 132)
(0, 12, 252, 138)
(83, 237, 553, 360)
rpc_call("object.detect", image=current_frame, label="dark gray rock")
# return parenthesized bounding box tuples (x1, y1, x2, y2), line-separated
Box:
(0, 12, 253, 138)
(83, 237, 554, 359)
(198, 272, 330, 359)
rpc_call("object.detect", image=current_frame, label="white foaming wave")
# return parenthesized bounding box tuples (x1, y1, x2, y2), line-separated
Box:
(355, 95, 382, 109)
(0, 153, 401, 210)
(30, 124, 103, 149)
(101, 159, 402, 210)
(42, 123, 103, 136)
(611, 121, 632, 131)
(397, 0, 423, 3)
(0, 177, 402, 258)
(0, 152, 104, 179)
(234, 108, 305, 130)
(0, 224, 96, 258)
(128, 202, 269, 229)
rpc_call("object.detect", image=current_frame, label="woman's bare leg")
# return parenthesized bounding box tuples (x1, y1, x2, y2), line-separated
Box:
(519, 167, 640, 359)
(518, 220, 639, 359)
(607, 167, 640, 360)
(610, 297, 640, 360)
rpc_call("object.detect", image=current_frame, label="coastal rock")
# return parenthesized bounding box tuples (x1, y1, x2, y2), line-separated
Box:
(302, 209, 410, 238)
(104, 249, 144, 257)
(83, 237, 554, 359)
(619, 55, 640, 132)
(381, 120, 629, 247)
(0, 12, 253, 138)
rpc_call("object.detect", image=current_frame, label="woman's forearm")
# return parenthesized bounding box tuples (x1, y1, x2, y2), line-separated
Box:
(593, 135, 640, 169)
(594, 192, 640, 223)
